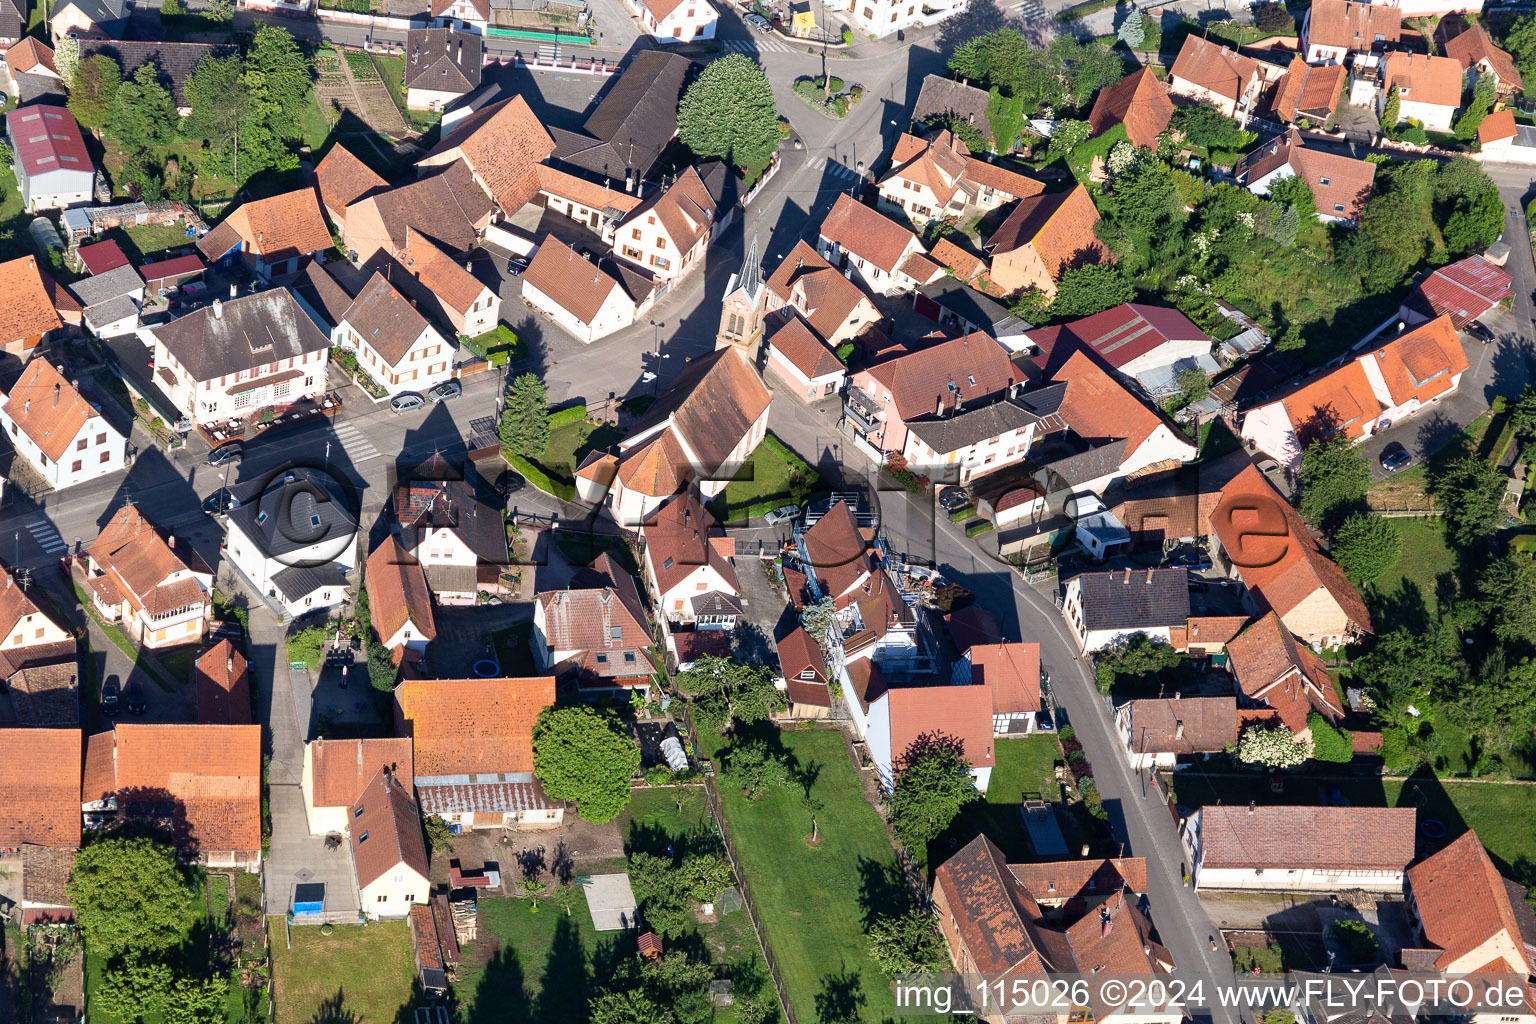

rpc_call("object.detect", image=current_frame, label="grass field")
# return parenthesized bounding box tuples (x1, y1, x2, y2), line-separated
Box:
(936, 734, 1061, 865)
(1360, 516, 1456, 636)
(1169, 769, 1536, 881)
(707, 434, 822, 524)
(268, 918, 415, 1024)
(702, 727, 908, 1024)
(541, 420, 624, 483)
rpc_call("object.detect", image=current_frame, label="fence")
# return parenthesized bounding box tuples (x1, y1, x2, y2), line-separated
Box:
(742, 153, 783, 206)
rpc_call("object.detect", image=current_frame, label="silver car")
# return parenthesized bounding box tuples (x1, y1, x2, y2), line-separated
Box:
(390, 392, 426, 414)
(762, 504, 800, 526)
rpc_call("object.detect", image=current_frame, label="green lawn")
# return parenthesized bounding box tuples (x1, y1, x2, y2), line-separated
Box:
(1169, 770, 1536, 880)
(461, 325, 527, 367)
(103, 221, 197, 261)
(702, 727, 908, 1024)
(1065, 122, 1126, 182)
(1360, 516, 1456, 635)
(0, 159, 32, 264)
(299, 89, 335, 153)
(707, 434, 822, 525)
(936, 734, 1062, 865)
(371, 53, 439, 133)
(268, 918, 415, 1024)
(541, 420, 624, 483)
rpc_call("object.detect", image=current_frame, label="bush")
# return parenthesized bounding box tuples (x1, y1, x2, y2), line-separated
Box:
(947, 506, 974, 523)
(643, 766, 674, 786)
(1329, 919, 1379, 964)
(508, 454, 575, 501)
(841, 25, 853, 43)
(1307, 711, 1353, 763)
(546, 404, 588, 430)
(964, 520, 994, 537)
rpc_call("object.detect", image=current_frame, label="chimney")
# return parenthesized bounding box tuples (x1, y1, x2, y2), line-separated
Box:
(456, 38, 463, 64)
(230, 282, 237, 299)
(1100, 906, 1113, 938)
(1175, 720, 1185, 741)
(1122, 568, 1132, 584)
(227, 655, 234, 676)
(1248, 800, 1256, 815)
(52, 383, 59, 408)
(23, 400, 29, 414)
(213, 299, 223, 319)
(1081, 843, 1090, 857)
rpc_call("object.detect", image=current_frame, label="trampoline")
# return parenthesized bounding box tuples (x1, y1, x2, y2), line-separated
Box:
(473, 659, 500, 677)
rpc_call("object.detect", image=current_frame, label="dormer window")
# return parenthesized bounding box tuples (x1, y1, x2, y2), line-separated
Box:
(1318, 176, 1330, 186)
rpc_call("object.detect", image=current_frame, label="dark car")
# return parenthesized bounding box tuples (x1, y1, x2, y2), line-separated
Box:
(1380, 442, 1413, 473)
(125, 678, 147, 715)
(100, 678, 121, 717)
(202, 487, 239, 516)
(1466, 321, 1496, 344)
(507, 258, 529, 276)
(207, 441, 242, 467)
(937, 486, 970, 512)
(505, 471, 525, 494)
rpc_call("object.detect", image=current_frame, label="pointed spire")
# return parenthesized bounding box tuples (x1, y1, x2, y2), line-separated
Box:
(740, 232, 763, 297)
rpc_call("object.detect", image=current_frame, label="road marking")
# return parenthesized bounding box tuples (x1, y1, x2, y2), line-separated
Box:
(23, 517, 67, 554)
(332, 421, 382, 464)
(807, 156, 860, 179)
(719, 37, 790, 52)
(1012, 0, 1046, 17)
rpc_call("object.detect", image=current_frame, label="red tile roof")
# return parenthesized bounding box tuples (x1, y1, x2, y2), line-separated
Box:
(0, 255, 65, 344)
(777, 626, 830, 706)
(1481, 108, 1519, 145)
(422, 95, 555, 211)
(887, 683, 995, 769)
(1209, 465, 1371, 635)
(799, 499, 874, 604)
(864, 331, 1021, 420)
(966, 641, 1040, 717)
(6, 37, 57, 77)
(87, 505, 209, 620)
(1053, 348, 1183, 454)
(1123, 696, 1238, 754)
(1196, 804, 1416, 870)
(4, 357, 100, 463)
(1366, 315, 1468, 409)
(395, 677, 555, 776)
(312, 143, 388, 218)
(1225, 611, 1343, 732)
(769, 314, 844, 380)
(194, 639, 250, 726)
(1238, 127, 1376, 222)
(0, 728, 81, 847)
(625, 347, 772, 481)
(350, 765, 429, 889)
(5, 106, 90, 180)
(986, 185, 1105, 282)
(1446, 25, 1523, 91)
(523, 238, 629, 325)
(765, 240, 879, 342)
(1276, 359, 1383, 440)
(84, 724, 262, 853)
(535, 555, 650, 653)
(311, 737, 415, 808)
(819, 194, 921, 275)
(1306, 0, 1401, 52)
(934, 834, 1048, 974)
(198, 188, 332, 263)
(1408, 830, 1531, 973)
(1009, 858, 1149, 901)
(1383, 51, 1464, 108)
(366, 536, 437, 647)
(641, 489, 737, 596)
(1088, 68, 1174, 148)
(1170, 35, 1259, 105)
(1271, 57, 1349, 122)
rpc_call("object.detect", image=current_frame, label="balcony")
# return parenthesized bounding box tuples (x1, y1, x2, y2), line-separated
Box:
(843, 387, 884, 435)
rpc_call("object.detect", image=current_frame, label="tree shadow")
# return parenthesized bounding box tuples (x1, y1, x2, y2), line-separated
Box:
(311, 989, 361, 1024)
(531, 913, 591, 1023)
(464, 944, 531, 1024)
(1363, 577, 1429, 636)
(855, 855, 913, 929)
(814, 966, 867, 1024)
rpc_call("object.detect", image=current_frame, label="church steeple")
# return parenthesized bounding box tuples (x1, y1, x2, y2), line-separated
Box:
(716, 233, 768, 356)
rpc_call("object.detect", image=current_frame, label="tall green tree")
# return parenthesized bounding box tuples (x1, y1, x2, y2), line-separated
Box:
(1048, 263, 1135, 318)
(627, 851, 694, 938)
(68, 54, 121, 132)
(107, 64, 178, 175)
(532, 705, 641, 823)
(1117, 8, 1146, 49)
(95, 955, 174, 1024)
(1381, 85, 1401, 131)
(1297, 433, 1370, 527)
(866, 907, 947, 978)
(948, 28, 1032, 97)
(181, 54, 247, 178)
(1456, 73, 1497, 140)
(366, 641, 397, 692)
(889, 732, 978, 853)
(1330, 513, 1400, 585)
(68, 837, 199, 959)
(238, 23, 313, 182)
(677, 54, 780, 169)
(1478, 554, 1536, 646)
(1459, 654, 1536, 755)
(1357, 627, 1463, 730)
(500, 372, 550, 458)
(675, 655, 784, 731)
(1433, 453, 1505, 547)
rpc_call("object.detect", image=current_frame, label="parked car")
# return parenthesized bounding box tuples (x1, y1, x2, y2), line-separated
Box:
(937, 486, 970, 512)
(507, 258, 529, 276)
(390, 392, 426, 414)
(428, 380, 462, 403)
(1380, 442, 1413, 473)
(745, 12, 770, 29)
(100, 678, 121, 717)
(202, 487, 239, 516)
(762, 504, 800, 526)
(125, 678, 147, 715)
(1466, 321, 1496, 344)
(207, 441, 242, 467)
(506, 471, 525, 494)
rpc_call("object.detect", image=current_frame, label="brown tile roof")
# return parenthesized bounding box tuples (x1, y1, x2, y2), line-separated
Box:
(1383, 51, 1463, 107)
(985, 185, 1105, 281)
(1244, 128, 1376, 221)
(1210, 465, 1371, 636)
(884, 130, 972, 207)
(963, 156, 1044, 201)
(930, 237, 986, 283)
(402, 27, 483, 95)
(535, 164, 644, 218)
(21, 843, 73, 907)
(1089, 67, 1174, 148)
(535, 556, 650, 653)
(3, 357, 97, 463)
(768, 314, 843, 380)
(312, 143, 388, 219)
(194, 639, 250, 726)
(1054, 349, 1180, 453)
(626, 347, 771, 479)
(1123, 696, 1238, 754)
(1408, 830, 1531, 973)
(7, 37, 57, 77)
(888, 682, 995, 769)
(966, 641, 1040, 716)
(1225, 611, 1342, 731)
(630, 164, 720, 253)
(390, 229, 489, 318)
(1009, 858, 1149, 901)
(615, 427, 690, 498)
(85, 724, 262, 853)
(934, 834, 1048, 974)
(341, 272, 436, 368)
(197, 188, 332, 264)
(366, 535, 437, 646)
(312, 737, 415, 808)
(1306, 0, 1401, 51)
(765, 240, 878, 342)
(1170, 35, 1260, 105)
(395, 676, 556, 776)
(1271, 57, 1349, 122)
(350, 162, 492, 257)
(1275, 357, 1383, 440)
(844, 658, 887, 714)
(898, 252, 942, 285)
(1061, 889, 1172, 993)
(776, 626, 830, 706)
(642, 488, 737, 596)
(421, 95, 555, 211)
(350, 765, 429, 889)
(864, 331, 1022, 420)
(1365, 315, 1468, 409)
(0, 728, 81, 847)
(1446, 24, 1523, 91)
(1185, 615, 1249, 648)
(819, 194, 921, 275)
(523, 238, 630, 325)
(88, 504, 209, 619)
(912, 75, 994, 147)
(430, 0, 488, 17)
(1199, 804, 1418, 873)
(800, 499, 874, 604)
(1481, 108, 1518, 145)
(1109, 492, 1201, 542)
(0, 255, 64, 344)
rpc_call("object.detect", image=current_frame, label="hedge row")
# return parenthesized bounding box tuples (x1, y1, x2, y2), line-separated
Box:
(508, 453, 575, 501)
(547, 403, 588, 430)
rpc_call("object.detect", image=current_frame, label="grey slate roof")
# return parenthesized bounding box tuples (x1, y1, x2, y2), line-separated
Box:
(0, 0, 23, 40)
(82, 294, 140, 331)
(905, 397, 1040, 455)
(1039, 439, 1128, 488)
(13, 71, 66, 107)
(77, 40, 236, 107)
(920, 277, 1030, 339)
(272, 562, 350, 603)
(581, 50, 690, 176)
(150, 289, 330, 382)
(227, 468, 359, 561)
(402, 27, 483, 96)
(912, 75, 994, 146)
(50, 0, 126, 34)
(1015, 381, 1069, 418)
(292, 261, 364, 332)
(1075, 566, 1190, 632)
(70, 264, 144, 307)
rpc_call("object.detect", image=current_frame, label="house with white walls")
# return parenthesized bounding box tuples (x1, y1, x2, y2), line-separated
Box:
(333, 272, 455, 397)
(864, 681, 995, 793)
(301, 737, 415, 836)
(84, 505, 213, 650)
(628, 0, 716, 42)
(0, 358, 126, 491)
(1183, 805, 1417, 892)
(351, 765, 430, 920)
(223, 468, 357, 617)
(1060, 567, 1191, 654)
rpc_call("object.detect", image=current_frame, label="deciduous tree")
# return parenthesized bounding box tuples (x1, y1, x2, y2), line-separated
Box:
(1237, 724, 1308, 768)
(1479, 554, 1536, 646)
(724, 739, 793, 799)
(1048, 263, 1135, 318)
(866, 907, 947, 978)
(532, 705, 641, 823)
(238, 23, 314, 181)
(1307, 711, 1353, 763)
(1433, 453, 1505, 547)
(677, 54, 780, 170)
(627, 851, 693, 938)
(68, 838, 199, 959)
(675, 655, 784, 731)
(1330, 514, 1400, 585)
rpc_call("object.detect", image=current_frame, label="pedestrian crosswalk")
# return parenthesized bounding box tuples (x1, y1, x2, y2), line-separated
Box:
(807, 156, 862, 180)
(1012, 0, 1046, 18)
(719, 37, 794, 53)
(332, 421, 382, 465)
(24, 517, 67, 555)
